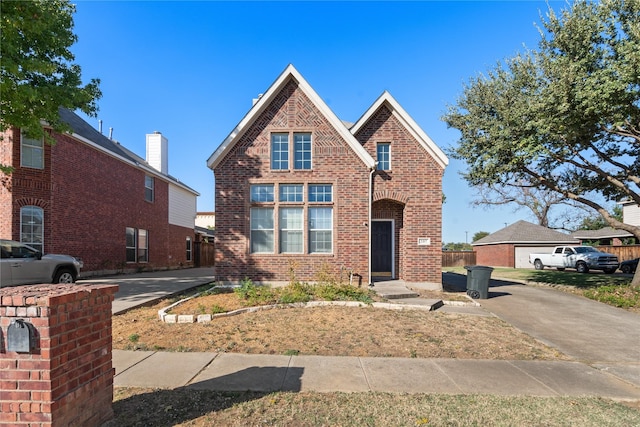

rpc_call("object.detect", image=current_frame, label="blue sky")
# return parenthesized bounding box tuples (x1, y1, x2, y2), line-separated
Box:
(70, 0, 566, 243)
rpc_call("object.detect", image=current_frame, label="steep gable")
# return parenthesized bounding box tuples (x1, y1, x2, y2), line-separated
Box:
(207, 64, 375, 170)
(351, 92, 448, 169)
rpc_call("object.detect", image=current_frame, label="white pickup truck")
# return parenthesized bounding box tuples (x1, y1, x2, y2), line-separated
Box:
(528, 246, 619, 274)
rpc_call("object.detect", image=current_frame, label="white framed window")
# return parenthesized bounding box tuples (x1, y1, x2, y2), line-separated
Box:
(20, 206, 44, 253)
(250, 208, 274, 253)
(21, 132, 44, 169)
(126, 227, 149, 263)
(294, 133, 312, 170)
(279, 207, 303, 253)
(377, 143, 390, 170)
(251, 184, 274, 202)
(271, 133, 289, 170)
(126, 227, 137, 262)
(309, 207, 333, 253)
(309, 184, 332, 202)
(145, 176, 154, 202)
(279, 184, 303, 202)
(186, 237, 192, 261)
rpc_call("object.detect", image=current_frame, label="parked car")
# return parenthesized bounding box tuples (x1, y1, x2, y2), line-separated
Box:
(0, 239, 83, 286)
(619, 258, 639, 274)
(528, 245, 619, 274)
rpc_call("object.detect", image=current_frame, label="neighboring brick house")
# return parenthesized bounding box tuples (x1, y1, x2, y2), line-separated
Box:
(472, 220, 579, 268)
(0, 107, 199, 276)
(207, 65, 448, 287)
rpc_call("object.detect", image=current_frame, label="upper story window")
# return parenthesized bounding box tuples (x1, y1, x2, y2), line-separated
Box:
(271, 133, 289, 170)
(20, 206, 44, 253)
(21, 132, 44, 169)
(279, 184, 303, 202)
(270, 132, 312, 171)
(145, 176, 155, 202)
(251, 184, 274, 202)
(294, 133, 312, 170)
(377, 143, 391, 170)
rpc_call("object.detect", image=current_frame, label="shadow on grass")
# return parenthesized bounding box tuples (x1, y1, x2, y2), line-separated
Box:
(107, 388, 267, 427)
(108, 366, 304, 426)
(522, 270, 630, 289)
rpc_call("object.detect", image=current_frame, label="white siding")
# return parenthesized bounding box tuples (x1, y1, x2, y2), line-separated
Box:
(623, 204, 640, 226)
(169, 184, 196, 228)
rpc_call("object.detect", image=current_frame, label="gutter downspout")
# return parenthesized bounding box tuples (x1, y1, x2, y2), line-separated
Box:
(368, 163, 377, 287)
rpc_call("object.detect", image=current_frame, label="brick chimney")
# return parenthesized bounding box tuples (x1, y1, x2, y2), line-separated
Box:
(146, 131, 168, 174)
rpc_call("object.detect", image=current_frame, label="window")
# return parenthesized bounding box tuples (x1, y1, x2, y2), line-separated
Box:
(309, 185, 332, 202)
(279, 184, 303, 202)
(271, 133, 289, 170)
(250, 208, 274, 253)
(309, 207, 333, 253)
(126, 227, 149, 263)
(20, 206, 44, 253)
(126, 228, 137, 262)
(377, 143, 390, 170)
(138, 229, 148, 262)
(294, 133, 312, 169)
(251, 184, 274, 202)
(279, 208, 303, 253)
(186, 237, 192, 261)
(145, 176, 154, 202)
(21, 132, 44, 169)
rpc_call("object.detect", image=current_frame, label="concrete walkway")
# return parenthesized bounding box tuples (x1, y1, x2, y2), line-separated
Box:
(103, 268, 640, 401)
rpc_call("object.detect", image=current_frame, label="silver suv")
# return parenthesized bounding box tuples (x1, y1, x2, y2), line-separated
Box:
(0, 239, 83, 286)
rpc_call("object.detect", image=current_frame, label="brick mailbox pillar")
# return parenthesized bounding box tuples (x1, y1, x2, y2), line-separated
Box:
(1, 283, 118, 427)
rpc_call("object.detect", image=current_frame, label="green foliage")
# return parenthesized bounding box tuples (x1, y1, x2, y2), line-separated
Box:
(472, 231, 490, 242)
(442, 0, 640, 242)
(278, 281, 314, 304)
(443, 242, 473, 251)
(314, 283, 374, 303)
(0, 0, 101, 140)
(233, 278, 277, 305)
(583, 284, 640, 309)
(578, 205, 624, 230)
(128, 334, 140, 343)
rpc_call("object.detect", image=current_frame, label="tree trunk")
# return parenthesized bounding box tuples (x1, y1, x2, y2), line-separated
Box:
(632, 268, 640, 287)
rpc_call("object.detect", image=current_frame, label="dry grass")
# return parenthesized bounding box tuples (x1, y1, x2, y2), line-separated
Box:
(113, 292, 567, 360)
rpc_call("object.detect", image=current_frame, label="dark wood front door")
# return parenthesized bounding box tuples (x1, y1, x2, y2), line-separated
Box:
(372, 221, 393, 277)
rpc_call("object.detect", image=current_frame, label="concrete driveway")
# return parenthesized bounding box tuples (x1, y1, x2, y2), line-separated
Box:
(443, 272, 640, 388)
(79, 267, 215, 314)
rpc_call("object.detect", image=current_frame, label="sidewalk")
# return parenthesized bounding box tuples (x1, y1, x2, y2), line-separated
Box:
(105, 268, 640, 401)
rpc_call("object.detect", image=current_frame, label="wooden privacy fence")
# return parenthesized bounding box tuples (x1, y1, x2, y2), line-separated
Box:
(194, 239, 215, 267)
(595, 245, 640, 262)
(442, 250, 476, 267)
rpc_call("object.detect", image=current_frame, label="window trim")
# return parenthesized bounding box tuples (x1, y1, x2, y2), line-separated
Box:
(126, 227, 149, 263)
(20, 131, 44, 169)
(186, 237, 192, 262)
(250, 207, 275, 253)
(376, 142, 391, 171)
(271, 133, 289, 170)
(279, 207, 304, 253)
(20, 206, 44, 253)
(145, 176, 155, 202)
(293, 132, 312, 170)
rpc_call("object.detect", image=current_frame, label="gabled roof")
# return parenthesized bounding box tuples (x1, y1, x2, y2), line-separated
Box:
(207, 64, 376, 170)
(571, 227, 634, 240)
(351, 91, 449, 169)
(57, 107, 199, 195)
(472, 220, 578, 246)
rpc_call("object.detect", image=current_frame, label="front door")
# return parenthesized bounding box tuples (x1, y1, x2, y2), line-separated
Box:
(372, 221, 393, 277)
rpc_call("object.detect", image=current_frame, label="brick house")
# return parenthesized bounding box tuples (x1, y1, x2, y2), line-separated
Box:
(207, 65, 448, 287)
(0, 107, 199, 277)
(472, 220, 579, 268)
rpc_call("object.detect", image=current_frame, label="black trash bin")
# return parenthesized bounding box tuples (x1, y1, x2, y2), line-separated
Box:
(464, 265, 493, 299)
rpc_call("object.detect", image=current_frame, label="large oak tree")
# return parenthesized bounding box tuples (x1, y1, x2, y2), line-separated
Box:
(443, 0, 640, 284)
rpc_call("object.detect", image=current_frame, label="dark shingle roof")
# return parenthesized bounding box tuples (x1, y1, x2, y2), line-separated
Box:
(571, 227, 634, 239)
(58, 108, 198, 195)
(472, 220, 579, 246)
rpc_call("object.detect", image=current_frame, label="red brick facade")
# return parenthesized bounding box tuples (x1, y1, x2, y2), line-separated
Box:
(475, 244, 515, 267)
(0, 121, 196, 276)
(0, 283, 118, 426)
(210, 66, 446, 286)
